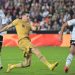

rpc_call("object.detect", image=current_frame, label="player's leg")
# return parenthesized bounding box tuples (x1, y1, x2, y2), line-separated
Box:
(12, 48, 32, 68)
(31, 47, 58, 71)
(7, 48, 32, 72)
(0, 35, 3, 70)
(64, 44, 75, 73)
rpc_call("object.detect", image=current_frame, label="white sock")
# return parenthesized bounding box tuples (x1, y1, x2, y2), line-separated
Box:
(0, 56, 2, 67)
(65, 53, 73, 67)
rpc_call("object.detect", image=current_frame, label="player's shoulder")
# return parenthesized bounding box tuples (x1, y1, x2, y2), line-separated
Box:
(13, 18, 21, 22)
(12, 18, 20, 25)
(14, 18, 20, 21)
(67, 19, 75, 26)
(68, 19, 75, 22)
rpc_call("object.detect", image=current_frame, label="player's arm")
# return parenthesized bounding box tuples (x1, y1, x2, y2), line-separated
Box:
(0, 24, 13, 33)
(0, 19, 18, 33)
(59, 22, 69, 42)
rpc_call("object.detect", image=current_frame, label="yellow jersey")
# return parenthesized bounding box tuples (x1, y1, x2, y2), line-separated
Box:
(12, 19, 31, 40)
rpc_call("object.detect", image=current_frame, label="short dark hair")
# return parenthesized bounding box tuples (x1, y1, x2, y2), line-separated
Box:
(21, 12, 29, 15)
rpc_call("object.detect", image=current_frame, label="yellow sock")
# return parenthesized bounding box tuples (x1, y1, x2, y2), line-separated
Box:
(12, 63, 22, 68)
(12, 64, 17, 68)
(44, 60, 51, 68)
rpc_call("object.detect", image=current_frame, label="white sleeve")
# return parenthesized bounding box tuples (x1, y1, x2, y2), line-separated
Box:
(67, 19, 75, 26)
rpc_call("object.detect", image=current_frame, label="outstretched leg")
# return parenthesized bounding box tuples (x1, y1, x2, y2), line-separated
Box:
(7, 48, 32, 72)
(64, 45, 75, 73)
(32, 47, 58, 71)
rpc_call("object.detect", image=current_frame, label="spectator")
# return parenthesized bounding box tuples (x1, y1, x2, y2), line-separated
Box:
(0, 0, 75, 32)
(52, 21, 60, 31)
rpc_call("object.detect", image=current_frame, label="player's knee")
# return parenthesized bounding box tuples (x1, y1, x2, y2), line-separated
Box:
(71, 52, 75, 55)
(24, 49, 32, 58)
(70, 50, 75, 55)
(26, 63, 31, 67)
(32, 48, 40, 56)
(22, 64, 31, 68)
(22, 63, 31, 68)
(24, 53, 31, 60)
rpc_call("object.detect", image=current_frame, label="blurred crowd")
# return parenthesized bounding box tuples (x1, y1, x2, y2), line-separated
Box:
(0, 0, 75, 32)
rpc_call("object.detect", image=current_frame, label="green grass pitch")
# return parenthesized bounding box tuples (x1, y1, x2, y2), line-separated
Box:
(0, 46, 75, 75)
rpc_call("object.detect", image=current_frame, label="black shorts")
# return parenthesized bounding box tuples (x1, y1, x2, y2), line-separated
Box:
(70, 40, 75, 46)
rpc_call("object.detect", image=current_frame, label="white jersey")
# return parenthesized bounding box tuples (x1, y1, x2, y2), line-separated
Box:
(67, 19, 75, 40)
(0, 9, 7, 35)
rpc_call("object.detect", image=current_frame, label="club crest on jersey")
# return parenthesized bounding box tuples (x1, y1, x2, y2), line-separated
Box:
(22, 24, 25, 28)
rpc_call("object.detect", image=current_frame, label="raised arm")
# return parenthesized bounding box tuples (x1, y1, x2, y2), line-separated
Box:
(0, 24, 13, 33)
(59, 22, 69, 41)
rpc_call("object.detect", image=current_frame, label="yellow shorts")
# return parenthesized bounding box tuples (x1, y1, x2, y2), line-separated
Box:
(18, 37, 34, 54)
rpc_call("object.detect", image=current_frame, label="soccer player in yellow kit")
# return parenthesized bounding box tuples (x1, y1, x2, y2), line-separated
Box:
(0, 13, 58, 72)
